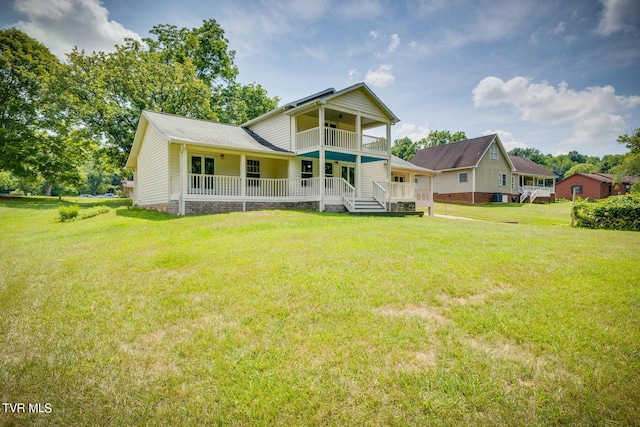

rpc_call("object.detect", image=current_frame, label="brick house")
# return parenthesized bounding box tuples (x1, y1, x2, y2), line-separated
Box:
(555, 173, 638, 200)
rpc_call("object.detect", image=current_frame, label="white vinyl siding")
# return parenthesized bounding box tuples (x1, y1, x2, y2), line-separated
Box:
(137, 125, 169, 205)
(360, 161, 387, 197)
(328, 89, 387, 120)
(475, 143, 512, 193)
(433, 169, 473, 194)
(245, 113, 291, 151)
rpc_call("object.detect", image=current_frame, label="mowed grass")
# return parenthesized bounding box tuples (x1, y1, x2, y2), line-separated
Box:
(1, 197, 639, 426)
(432, 201, 573, 226)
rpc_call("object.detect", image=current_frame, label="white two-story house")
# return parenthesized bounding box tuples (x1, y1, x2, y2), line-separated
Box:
(125, 83, 436, 215)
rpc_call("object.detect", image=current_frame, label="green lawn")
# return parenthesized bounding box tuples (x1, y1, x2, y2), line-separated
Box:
(432, 201, 572, 226)
(1, 197, 639, 426)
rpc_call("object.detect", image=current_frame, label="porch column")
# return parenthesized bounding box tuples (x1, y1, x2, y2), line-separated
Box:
(356, 154, 361, 198)
(355, 112, 361, 150)
(319, 106, 325, 211)
(180, 144, 187, 215)
(240, 153, 246, 198)
(386, 123, 392, 204)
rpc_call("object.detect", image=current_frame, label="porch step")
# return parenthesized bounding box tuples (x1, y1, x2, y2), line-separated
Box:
(351, 197, 386, 212)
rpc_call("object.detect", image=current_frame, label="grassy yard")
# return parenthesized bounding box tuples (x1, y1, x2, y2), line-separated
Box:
(432, 201, 572, 226)
(1, 197, 639, 426)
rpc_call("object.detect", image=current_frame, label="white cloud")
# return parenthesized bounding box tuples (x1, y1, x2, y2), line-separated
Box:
(303, 45, 327, 62)
(12, 0, 140, 59)
(364, 64, 394, 88)
(596, 0, 640, 36)
(387, 34, 400, 52)
(529, 32, 538, 45)
(483, 129, 527, 151)
(394, 123, 431, 141)
(348, 68, 360, 84)
(369, 30, 378, 38)
(473, 75, 640, 146)
(553, 22, 565, 34)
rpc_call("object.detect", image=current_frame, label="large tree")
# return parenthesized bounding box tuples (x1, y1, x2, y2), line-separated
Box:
(422, 130, 467, 147)
(1, 28, 89, 193)
(145, 20, 279, 125)
(391, 137, 418, 161)
(616, 128, 640, 191)
(64, 40, 215, 166)
(0, 28, 60, 176)
(67, 20, 280, 168)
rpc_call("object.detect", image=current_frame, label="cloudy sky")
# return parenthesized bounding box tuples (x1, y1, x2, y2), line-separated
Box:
(2, 0, 639, 156)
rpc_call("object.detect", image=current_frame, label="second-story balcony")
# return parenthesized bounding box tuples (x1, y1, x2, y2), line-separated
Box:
(295, 126, 389, 155)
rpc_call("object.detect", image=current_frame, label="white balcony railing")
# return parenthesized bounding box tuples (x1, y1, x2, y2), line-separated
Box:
(295, 127, 388, 154)
(362, 135, 389, 155)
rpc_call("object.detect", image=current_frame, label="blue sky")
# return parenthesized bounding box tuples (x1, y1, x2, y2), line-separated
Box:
(2, 0, 639, 156)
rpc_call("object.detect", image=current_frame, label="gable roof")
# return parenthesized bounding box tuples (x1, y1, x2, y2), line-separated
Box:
(126, 110, 292, 168)
(557, 172, 639, 185)
(410, 134, 510, 171)
(242, 82, 400, 127)
(509, 156, 556, 177)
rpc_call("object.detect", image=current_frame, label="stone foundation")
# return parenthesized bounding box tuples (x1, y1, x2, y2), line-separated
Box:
(137, 202, 175, 213)
(245, 201, 320, 212)
(185, 201, 243, 215)
(389, 201, 416, 212)
(325, 204, 347, 213)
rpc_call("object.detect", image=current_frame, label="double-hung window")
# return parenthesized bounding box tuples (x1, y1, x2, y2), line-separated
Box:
(497, 173, 507, 186)
(459, 172, 468, 183)
(247, 159, 260, 186)
(489, 146, 499, 160)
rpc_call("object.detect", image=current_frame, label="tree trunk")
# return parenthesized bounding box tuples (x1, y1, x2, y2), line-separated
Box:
(45, 184, 52, 196)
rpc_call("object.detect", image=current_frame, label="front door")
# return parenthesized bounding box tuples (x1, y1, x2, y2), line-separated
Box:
(341, 165, 355, 187)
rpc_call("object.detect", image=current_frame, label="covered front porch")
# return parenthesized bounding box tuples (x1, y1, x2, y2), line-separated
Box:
(169, 145, 415, 214)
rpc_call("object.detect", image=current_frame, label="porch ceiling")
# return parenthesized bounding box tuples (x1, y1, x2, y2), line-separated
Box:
(302, 150, 385, 163)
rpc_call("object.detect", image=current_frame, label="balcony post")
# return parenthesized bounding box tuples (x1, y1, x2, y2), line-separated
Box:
(319, 106, 325, 212)
(356, 112, 361, 151)
(386, 122, 392, 205)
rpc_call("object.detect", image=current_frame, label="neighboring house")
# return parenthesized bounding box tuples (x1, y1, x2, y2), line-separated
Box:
(555, 173, 638, 200)
(121, 177, 134, 198)
(509, 156, 557, 203)
(409, 134, 556, 204)
(125, 83, 436, 216)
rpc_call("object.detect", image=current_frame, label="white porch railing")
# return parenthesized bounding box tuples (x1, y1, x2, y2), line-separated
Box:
(519, 185, 553, 203)
(372, 181, 387, 206)
(389, 182, 414, 199)
(295, 127, 388, 154)
(414, 189, 432, 202)
(362, 135, 389, 155)
(187, 174, 321, 198)
(342, 180, 356, 211)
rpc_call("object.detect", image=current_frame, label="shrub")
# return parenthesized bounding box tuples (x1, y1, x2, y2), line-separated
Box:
(572, 194, 640, 231)
(78, 205, 110, 220)
(58, 205, 80, 222)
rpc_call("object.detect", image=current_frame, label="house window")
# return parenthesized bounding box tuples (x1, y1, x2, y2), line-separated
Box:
(247, 159, 260, 186)
(511, 176, 515, 191)
(459, 172, 468, 183)
(571, 185, 583, 195)
(497, 173, 507, 186)
(325, 162, 333, 177)
(301, 160, 313, 179)
(489, 146, 499, 160)
(394, 176, 405, 182)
